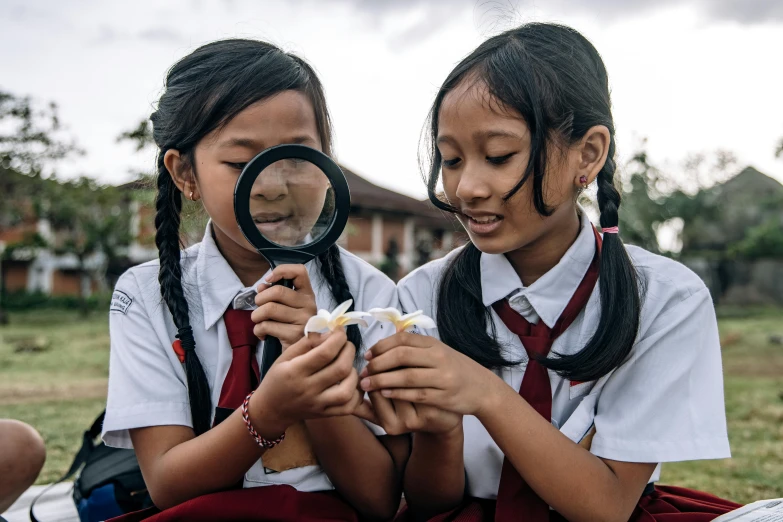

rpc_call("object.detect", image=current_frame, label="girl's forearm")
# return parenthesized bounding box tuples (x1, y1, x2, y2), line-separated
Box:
(137, 406, 280, 510)
(305, 416, 401, 521)
(403, 426, 465, 520)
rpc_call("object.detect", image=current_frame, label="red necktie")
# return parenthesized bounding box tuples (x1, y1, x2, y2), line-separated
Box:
(491, 228, 602, 522)
(214, 309, 261, 426)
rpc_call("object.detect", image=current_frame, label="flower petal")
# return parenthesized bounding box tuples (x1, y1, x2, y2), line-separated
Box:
(342, 311, 371, 320)
(339, 318, 369, 329)
(401, 310, 424, 321)
(400, 314, 436, 332)
(368, 307, 403, 323)
(330, 299, 354, 320)
(304, 316, 330, 335)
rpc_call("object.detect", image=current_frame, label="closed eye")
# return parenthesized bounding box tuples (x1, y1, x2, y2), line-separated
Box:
(442, 157, 461, 168)
(487, 153, 515, 165)
(226, 162, 247, 171)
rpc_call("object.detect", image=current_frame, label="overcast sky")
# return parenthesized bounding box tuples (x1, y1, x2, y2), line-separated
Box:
(2, 0, 781, 198)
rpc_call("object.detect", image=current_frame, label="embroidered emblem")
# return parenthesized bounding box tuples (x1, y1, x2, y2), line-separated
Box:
(110, 290, 133, 315)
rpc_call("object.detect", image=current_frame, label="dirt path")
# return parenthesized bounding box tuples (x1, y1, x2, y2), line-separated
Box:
(0, 378, 108, 405)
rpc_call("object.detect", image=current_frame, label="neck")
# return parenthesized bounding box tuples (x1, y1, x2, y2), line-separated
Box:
(505, 209, 582, 287)
(212, 225, 271, 288)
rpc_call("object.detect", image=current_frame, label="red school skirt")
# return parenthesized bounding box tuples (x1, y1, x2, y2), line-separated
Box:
(395, 484, 742, 522)
(106, 485, 359, 522)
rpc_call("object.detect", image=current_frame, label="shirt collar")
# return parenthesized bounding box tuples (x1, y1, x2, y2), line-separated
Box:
(196, 221, 272, 329)
(480, 212, 596, 329)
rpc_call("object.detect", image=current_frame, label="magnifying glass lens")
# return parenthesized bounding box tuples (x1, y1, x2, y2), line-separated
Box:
(246, 158, 335, 247)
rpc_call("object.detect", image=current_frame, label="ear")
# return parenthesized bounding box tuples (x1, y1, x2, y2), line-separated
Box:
(573, 125, 610, 188)
(163, 149, 200, 201)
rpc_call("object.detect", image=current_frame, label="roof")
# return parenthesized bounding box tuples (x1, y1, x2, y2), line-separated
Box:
(340, 165, 454, 228)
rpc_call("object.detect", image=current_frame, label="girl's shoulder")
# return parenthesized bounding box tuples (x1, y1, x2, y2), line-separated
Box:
(113, 242, 202, 312)
(625, 244, 711, 313)
(397, 245, 466, 306)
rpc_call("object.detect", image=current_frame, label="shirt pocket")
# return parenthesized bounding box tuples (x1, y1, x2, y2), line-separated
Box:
(560, 392, 599, 445)
(244, 460, 323, 488)
(569, 379, 596, 400)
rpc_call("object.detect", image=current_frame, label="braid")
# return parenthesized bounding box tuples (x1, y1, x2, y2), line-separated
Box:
(597, 139, 620, 230)
(316, 244, 362, 353)
(154, 152, 212, 435)
(544, 136, 642, 381)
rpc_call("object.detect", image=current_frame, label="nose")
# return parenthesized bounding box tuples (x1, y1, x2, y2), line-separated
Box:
(252, 161, 289, 201)
(453, 164, 492, 203)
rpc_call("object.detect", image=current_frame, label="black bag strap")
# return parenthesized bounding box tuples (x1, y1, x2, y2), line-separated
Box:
(29, 410, 106, 522)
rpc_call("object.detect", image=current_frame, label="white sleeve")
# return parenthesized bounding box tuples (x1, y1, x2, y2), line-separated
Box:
(397, 267, 439, 337)
(350, 267, 399, 354)
(347, 263, 399, 437)
(102, 271, 192, 449)
(589, 287, 731, 463)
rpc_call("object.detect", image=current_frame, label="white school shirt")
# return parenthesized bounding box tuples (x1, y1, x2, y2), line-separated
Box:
(398, 212, 731, 499)
(103, 222, 397, 492)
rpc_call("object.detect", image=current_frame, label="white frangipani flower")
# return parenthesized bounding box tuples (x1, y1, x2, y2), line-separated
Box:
(368, 308, 436, 333)
(304, 299, 370, 335)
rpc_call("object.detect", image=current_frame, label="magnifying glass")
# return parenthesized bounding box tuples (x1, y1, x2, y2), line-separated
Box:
(234, 144, 351, 380)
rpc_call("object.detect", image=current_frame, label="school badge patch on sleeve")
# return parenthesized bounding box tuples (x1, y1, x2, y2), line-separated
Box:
(110, 290, 134, 314)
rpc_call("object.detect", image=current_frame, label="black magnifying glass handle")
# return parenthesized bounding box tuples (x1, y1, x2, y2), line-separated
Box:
(259, 277, 294, 379)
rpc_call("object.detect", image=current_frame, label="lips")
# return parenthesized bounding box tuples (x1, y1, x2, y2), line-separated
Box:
(252, 212, 291, 224)
(461, 209, 504, 236)
(252, 212, 293, 237)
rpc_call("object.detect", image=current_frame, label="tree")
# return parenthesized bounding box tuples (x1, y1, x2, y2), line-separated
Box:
(117, 119, 153, 151)
(1, 90, 134, 318)
(729, 219, 783, 259)
(379, 237, 400, 281)
(0, 90, 83, 323)
(45, 177, 133, 316)
(0, 90, 83, 177)
(615, 148, 670, 253)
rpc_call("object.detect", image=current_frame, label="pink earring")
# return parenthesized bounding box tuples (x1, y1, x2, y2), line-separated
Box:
(579, 175, 588, 189)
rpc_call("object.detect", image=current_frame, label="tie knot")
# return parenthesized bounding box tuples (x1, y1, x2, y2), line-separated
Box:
(224, 309, 258, 349)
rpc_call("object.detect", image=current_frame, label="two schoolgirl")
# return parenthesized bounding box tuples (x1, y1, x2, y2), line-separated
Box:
(104, 24, 739, 522)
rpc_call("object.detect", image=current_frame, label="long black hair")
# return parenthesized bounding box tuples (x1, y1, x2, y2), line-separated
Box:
(151, 39, 361, 435)
(427, 23, 641, 382)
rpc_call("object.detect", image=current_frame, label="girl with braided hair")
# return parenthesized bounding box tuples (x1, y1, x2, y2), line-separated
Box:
(358, 23, 740, 522)
(102, 39, 406, 521)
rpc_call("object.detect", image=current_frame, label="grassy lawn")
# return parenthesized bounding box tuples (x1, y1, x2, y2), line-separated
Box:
(1, 306, 782, 503)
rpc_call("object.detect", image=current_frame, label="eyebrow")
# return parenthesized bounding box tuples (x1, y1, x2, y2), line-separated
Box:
(436, 129, 523, 146)
(472, 129, 524, 141)
(218, 135, 316, 149)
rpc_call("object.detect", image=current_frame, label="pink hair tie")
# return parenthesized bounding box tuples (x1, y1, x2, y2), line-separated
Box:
(602, 226, 619, 234)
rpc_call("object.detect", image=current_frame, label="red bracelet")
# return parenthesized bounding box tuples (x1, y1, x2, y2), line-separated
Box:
(242, 391, 286, 449)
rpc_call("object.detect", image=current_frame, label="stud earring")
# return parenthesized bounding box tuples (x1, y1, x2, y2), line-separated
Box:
(189, 191, 194, 201)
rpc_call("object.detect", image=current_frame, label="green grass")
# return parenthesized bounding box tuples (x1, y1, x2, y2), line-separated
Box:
(0, 307, 782, 503)
(0, 309, 111, 483)
(659, 309, 783, 502)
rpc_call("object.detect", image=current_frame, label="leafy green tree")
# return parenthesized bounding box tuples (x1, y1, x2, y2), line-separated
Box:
(0, 89, 82, 323)
(729, 219, 783, 259)
(45, 177, 133, 316)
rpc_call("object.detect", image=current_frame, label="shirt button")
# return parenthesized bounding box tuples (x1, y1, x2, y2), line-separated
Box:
(511, 294, 531, 310)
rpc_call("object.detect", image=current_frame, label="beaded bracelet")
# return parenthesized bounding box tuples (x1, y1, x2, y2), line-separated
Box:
(242, 391, 286, 449)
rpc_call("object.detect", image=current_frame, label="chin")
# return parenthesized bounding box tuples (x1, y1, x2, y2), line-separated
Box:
(466, 234, 517, 255)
